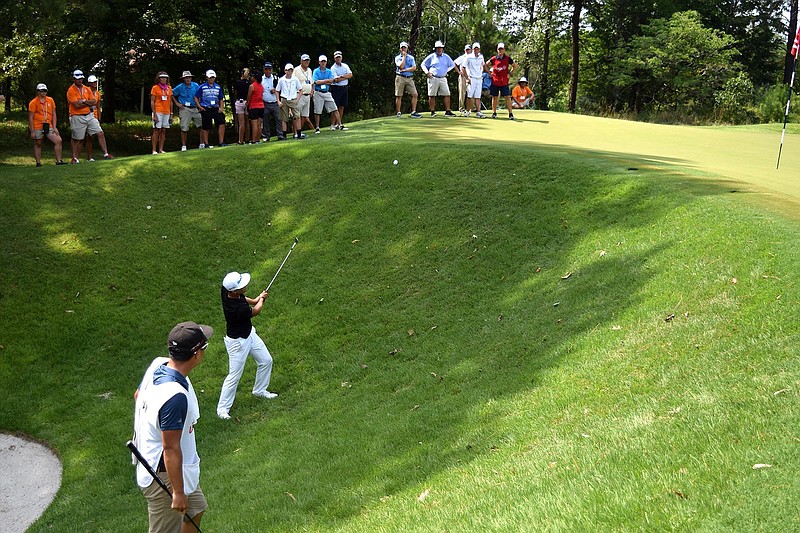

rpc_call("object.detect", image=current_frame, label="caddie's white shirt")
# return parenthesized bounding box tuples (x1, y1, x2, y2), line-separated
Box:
(330, 62, 352, 86)
(454, 53, 469, 69)
(464, 53, 486, 79)
(276, 76, 302, 100)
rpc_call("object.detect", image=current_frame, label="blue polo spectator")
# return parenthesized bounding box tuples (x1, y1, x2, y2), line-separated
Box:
(193, 70, 227, 148)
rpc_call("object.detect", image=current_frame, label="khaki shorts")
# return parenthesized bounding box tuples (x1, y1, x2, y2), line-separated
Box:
(142, 472, 207, 533)
(427, 77, 450, 97)
(179, 107, 202, 131)
(298, 94, 311, 117)
(70, 114, 102, 140)
(279, 98, 299, 122)
(313, 91, 337, 114)
(395, 76, 418, 97)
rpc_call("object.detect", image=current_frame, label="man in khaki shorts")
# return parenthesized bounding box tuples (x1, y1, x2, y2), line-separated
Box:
(293, 54, 315, 132)
(276, 64, 306, 139)
(66, 69, 112, 163)
(312, 55, 345, 133)
(421, 41, 456, 117)
(172, 71, 202, 151)
(394, 41, 422, 118)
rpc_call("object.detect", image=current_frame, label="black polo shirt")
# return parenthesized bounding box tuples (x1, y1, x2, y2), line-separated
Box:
(221, 286, 253, 338)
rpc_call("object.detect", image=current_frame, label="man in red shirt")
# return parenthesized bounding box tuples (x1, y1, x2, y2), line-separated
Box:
(486, 43, 515, 120)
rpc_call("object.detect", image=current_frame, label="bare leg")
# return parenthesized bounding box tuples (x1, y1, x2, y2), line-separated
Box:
(33, 138, 42, 164)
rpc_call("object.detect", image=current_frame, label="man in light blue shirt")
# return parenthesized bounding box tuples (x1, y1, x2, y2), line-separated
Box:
(394, 41, 422, 118)
(261, 62, 284, 141)
(421, 40, 456, 117)
(172, 71, 201, 151)
(313, 55, 345, 133)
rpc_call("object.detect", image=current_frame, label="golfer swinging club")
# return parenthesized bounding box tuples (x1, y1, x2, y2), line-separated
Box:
(217, 271, 278, 419)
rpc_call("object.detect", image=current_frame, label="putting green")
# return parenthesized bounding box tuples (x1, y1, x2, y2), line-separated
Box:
(377, 110, 800, 211)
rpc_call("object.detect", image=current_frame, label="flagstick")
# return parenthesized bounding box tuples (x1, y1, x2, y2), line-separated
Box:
(778, 53, 799, 169)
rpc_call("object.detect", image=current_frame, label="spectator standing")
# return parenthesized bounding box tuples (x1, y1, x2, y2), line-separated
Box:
(512, 77, 534, 109)
(487, 42, 515, 120)
(234, 68, 251, 145)
(150, 72, 173, 154)
(454, 44, 472, 114)
(462, 42, 488, 118)
(83, 75, 101, 161)
(194, 70, 227, 148)
(276, 64, 306, 140)
(312, 55, 345, 133)
(66, 69, 112, 163)
(28, 83, 65, 166)
(261, 62, 285, 141)
(246, 71, 265, 143)
(293, 54, 316, 132)
(421, 41, 456, 117)
(172, 71, 202, 151)
(330, 51, 352, 129)
(394, 41, 422, 118)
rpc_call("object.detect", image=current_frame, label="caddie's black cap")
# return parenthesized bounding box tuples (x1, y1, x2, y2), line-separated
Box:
(167, 321, 213, 360)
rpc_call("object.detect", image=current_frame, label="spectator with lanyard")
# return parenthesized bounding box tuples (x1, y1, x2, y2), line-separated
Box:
(28, 83, 66, 166)
(234, 68, 251, 145)
(83, 74, 102, 161)
(261, 62, 285, 141)
(276, 63, 306, 140)
(512, 76, 534, 109)
(330, 51, 352, 129)
(293, 54, 316, 132)
(312, 55, 345, 133)
(194, 70, 227, 148)
(150, 72, 173, 154)
(486, 42, 515, 120)
(246, 70, 265, 144)
(394, 41, 422, 118)
(172, 71, 202, 151)
(66, 69, 113, 163)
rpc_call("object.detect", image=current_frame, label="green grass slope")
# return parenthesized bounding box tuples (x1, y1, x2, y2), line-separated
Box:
(1, 111, 799, 531)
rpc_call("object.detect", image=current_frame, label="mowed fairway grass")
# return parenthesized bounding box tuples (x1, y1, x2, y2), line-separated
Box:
(1, 110, 799, 531)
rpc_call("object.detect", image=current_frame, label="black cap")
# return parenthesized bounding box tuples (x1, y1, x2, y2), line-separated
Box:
(263, 61, 273, 69)
(167, 321, 213, 360)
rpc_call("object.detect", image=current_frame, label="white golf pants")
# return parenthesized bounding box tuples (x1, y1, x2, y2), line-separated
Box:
(217, 327, 273, 415)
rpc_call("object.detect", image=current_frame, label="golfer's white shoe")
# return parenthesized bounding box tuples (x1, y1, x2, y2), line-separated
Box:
(253, 390, 278, 399)
(217, 411, 231, 420)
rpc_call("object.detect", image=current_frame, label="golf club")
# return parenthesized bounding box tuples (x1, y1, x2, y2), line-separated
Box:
(126, 440, 203, 533)
(265, 237, 299, 292)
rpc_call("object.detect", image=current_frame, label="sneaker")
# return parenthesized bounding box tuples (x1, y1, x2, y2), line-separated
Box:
(409, 111, 422, 118)
(199, 143, 206, 149)
(315, 128, 320, 134)
(55, 160, 67, 165)
(430, 111, 437, 117)
(152, 151, 158, 155)
(70, 158, 79, 164)
(462, 110, 470, 117)
(36, 162, 42, 168)
(253, 390, 278, 399)
(396, 112, 402, 118)
(330, 125, 337, 131)
(338, 125, 348, 131)
(509, 114, 515, 121)
(277, 137, 286, 141)
(476, 111, 486, 119)
(103, 154, 114, 160)
(88, 158, 96, 162)
(181, 146, 187, 152)
(217, 411, 231, 420)
(219, 143, 228, 147)
(491, 112, 497, 119)
(294, 133, 307, 139)
(444, 110, 455, 117)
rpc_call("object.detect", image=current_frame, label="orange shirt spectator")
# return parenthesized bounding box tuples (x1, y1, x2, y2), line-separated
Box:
(28, 95, 57, 130)
(512, 85, 533, 103)
(67, 83, 94, 116)
(151, 83, 173, 114)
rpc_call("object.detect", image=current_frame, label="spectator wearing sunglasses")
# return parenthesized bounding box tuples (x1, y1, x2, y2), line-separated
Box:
(28, 83, 66, 167)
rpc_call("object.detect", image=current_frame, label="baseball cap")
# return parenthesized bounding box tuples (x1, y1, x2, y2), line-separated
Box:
(285, 63, 294, 71)
(72, 69, 85, 79)
(464, 44, 472, 50)
(434, 40, 444, 48)
(300, 53, 310, 61)
(87, 75, 98, 83)
(472, 42, 481, 49)
(206, 69, 216, 78)
(497, 42, 505, 49)
(400, 41, 409, 49)
(519, 76, 528, 83)
(223, 271, 251, 291)
(263, 62, 273, 69)
(167, 321, 213, 360)
(334, 50, 343, 58)
(182, 70, 193, 78)
(36, 83, 48, 91)
(319, 55, 328, 62)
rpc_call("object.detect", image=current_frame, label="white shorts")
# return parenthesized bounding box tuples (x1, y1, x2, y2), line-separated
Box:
(313, 91, 337, 114)
(467, 78, 482, 99)
(234, 100, 247, 114)
(427, 77, 450, 97)
(153, 113, 171, 128)
(298, 94, 311, 117)
(70, 114, 102, 140)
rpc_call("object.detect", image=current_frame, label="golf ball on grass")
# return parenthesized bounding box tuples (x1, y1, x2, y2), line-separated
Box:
(393, 160, 398, 165)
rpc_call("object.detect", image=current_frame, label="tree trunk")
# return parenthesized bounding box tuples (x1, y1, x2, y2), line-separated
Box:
(785, 0, 799, 84)
(408, 0, 424, 55)
(540, 0, 552, 111)
(568, 0, 582, 113)
(524, 0, 536, 80)
(102, 60, 116, 123)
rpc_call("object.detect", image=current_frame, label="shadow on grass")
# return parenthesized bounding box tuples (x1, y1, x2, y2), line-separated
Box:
(0, 133, 762, 530)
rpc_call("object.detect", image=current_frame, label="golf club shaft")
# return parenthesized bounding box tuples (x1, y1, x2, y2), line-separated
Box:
(127, 440, 202, 533)
(265, 237, 298, 292)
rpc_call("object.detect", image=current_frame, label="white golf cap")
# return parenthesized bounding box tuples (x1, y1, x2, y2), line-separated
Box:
(519, 76, 528, 83)
(182, 70, 193, 78)
(472, 42, 481, 49)
(319, 54, 328, 62)
(223, 271, 251, 291)
(497, 42, 505, 49)
(400, 41, 409, 48)
(285, 63, 294, 71)
(36, 83, 47, 91)
(72, 69, 85, 79)
(87, 75, 98, 83)
(301, 53, 310, 61)
(333, 50, 343, 58)
(206, 69, 216, 78)
(465, 44, 472, 50)
(434, 40, 444, 48)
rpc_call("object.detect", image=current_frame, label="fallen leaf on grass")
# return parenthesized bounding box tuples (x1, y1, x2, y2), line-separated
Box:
(285, 492, 297, 503)
(553, 302, 560, 307)
(417, 488, 431, 502)
(599, 250, 607, 257)
(535, 267, 542, 273)
(98, 392, 113, 400)
(665, 314, 675, 322)
(351, 239, 360, 244)
(498, 315, 503, 321)
(318, 298, 324, 303)
(611, 325, 622, 330)
(341, 381, 351, 388)
(752, 463, 772, 469)
(561, 272, 572, 279)
(430, 325, 438, 330)
(731, 277, 737, 284)
(360, 363, 368, 369)
(408, 329, 415, 336)
(389, 348, 402, 355)
(671, 490, 688, 499)
(773, 389, 789, 396)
